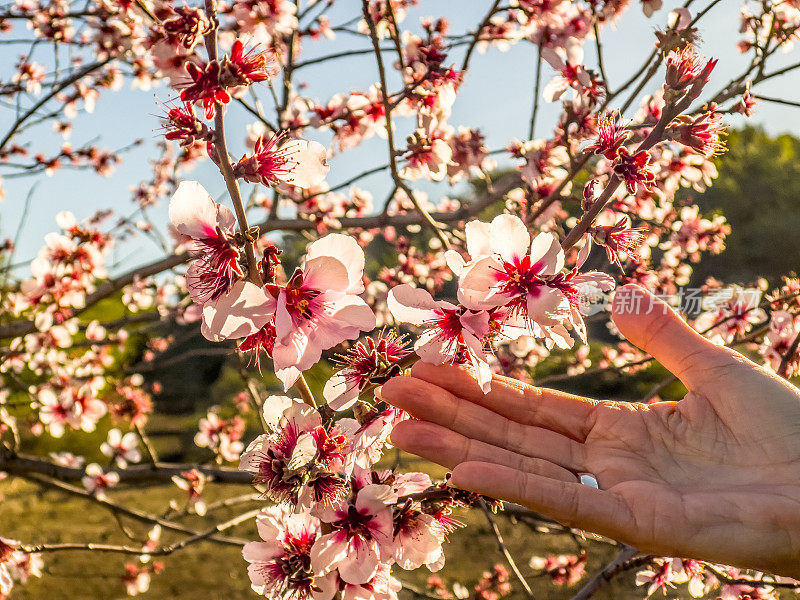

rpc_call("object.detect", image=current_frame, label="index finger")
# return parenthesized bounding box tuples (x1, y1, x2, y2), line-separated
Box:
(409, 362, 598, 441)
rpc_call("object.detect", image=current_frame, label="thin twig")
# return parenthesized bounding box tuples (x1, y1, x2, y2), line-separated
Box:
(752, 94, 800, 109)
(528, 36, 543, 140)
(15, 471, 248, 545)
(461, 0, 503, 72)
(204, 0, 261, 285)
(569, 545, 640, 600)
(0, 57, 113, 151)
(561, 92, 694, 250)
(360, 0, 451, 250)
(134, 423, 159, 465)
(593, 20, 610, 94)
(702, 563, 800, 590)
(18, 509, 258, 556)
(0, 451, 252, 484)
(479, 498, 535, 599)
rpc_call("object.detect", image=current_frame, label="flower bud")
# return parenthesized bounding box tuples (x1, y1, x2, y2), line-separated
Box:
(582, 179, 600, 211)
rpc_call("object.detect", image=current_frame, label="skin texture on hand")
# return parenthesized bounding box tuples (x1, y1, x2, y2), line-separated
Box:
(380, 284, 800, 578)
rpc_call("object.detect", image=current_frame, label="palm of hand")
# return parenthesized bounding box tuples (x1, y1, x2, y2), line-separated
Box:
(585, 379, 800, 571)
(381, 286, 800, 577)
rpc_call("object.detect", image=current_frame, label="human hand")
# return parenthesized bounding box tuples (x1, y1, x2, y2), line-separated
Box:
(379, 285, 800, 578)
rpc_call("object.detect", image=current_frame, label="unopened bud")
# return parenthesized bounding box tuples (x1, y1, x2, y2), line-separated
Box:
(582, 179, 600, 211)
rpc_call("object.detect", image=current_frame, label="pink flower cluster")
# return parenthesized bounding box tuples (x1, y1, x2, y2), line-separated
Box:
(239, 396, 465, 600)
(389, 214, 614, 392)
(169, 181, 375, 391)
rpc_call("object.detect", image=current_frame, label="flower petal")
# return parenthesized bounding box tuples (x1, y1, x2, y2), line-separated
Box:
(459, 310, 490, 338)
(200, 281, 276, 341)
(302, 256, 351, 294)
(465, 220, 493, 258)
(328, 295, 376, 332)
(387, 284, 439, 325)
(168, 181, 219, 239)
(273, 139, 330, 189)
(529, 231, 564, 274)
(305, 234, 366, 294)
(310, 532, 348, 577)
(490, 214, 530, 262)
(323, 371, 360, 412)
(457, 256, 507, 310)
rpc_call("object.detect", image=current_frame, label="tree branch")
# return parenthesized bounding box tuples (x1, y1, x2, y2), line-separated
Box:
(569, 545, 641, 600)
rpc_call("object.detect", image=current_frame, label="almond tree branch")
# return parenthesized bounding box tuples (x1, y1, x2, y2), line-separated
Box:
(204, 0, 261, 285)
(702, 564, 800, 590)
(0, 194, 504, 340)
(361, 0, 451, 250)
(14, 471, 249, 545)
(0, 450, 253, 484)
(17, 508, 258, 556)
(751, 94, 800, 108)
(0, 56, 113, 151)
(561, 92, 694, 250)
(569, 545, 641, 600)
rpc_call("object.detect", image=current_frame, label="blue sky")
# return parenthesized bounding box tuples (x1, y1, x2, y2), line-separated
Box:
(1, 0, 799, 274)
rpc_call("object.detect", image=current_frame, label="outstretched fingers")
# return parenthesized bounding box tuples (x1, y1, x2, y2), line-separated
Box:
(390, 420, 579, 483)
(408, 361, 597, 440)
(449, 461, 631, 539)
(379, 374, 587, 472)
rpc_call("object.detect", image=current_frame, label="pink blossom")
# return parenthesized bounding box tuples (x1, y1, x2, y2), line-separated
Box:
(0, 563, 12, 599)
(760, 310, 800, 376)
(6, 549, 43, 585)
(326, 562, 402, 600)
(529, 552, 587, 586)
(121, 562, 161, 597)
(450, 214, 614, 349)
(171, 469, 207, 516)
(323, 331, 409, 412)
(392, 492, 446, 571)
(37, 388, 79, 438)
(100, 428, 141, 468)
(239, 397, 352, 508)
(194, 412, 245, 462)
(387, 284, 496, 392)
(201, 280, 278, 343)
(342, 407, 407, 471)
(82, 463, 119, 498)
(242, 506, 328, 600)
(48, 451, 85, 469)
(541, 38, 592, 102)
(635, 558, 692, 598)
(270, 235, 376, 390)
(585, 216, 648, 267)
(399, 129, 453, 182)
(311, 483, 397, 584)
(234, 132, 330, 190)
(168, 181, 246, 307)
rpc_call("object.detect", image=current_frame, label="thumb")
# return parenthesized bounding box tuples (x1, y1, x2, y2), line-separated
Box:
(612, 284, 739, 390)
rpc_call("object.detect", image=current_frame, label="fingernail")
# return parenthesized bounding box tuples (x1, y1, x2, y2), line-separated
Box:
(373, 385, 383, 400)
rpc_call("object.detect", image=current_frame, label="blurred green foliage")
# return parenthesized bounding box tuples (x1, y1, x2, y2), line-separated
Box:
(689, 126, 800, 285)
